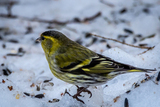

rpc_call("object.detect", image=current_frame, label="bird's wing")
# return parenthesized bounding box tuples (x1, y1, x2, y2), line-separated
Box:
(60, 53, 138, 75)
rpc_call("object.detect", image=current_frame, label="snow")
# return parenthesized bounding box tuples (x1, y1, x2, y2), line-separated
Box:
(0, 0, 160, 107)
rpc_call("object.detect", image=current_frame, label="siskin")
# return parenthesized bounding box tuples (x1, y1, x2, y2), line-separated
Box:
(36, 30, 155, 87)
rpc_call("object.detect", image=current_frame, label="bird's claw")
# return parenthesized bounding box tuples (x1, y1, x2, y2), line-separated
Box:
(64, 85, 92, 104)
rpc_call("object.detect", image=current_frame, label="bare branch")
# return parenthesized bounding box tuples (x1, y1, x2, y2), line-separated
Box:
(138, 46, 155, 55)
(0, 12, 101, 25)
(89, 33, 154, 49)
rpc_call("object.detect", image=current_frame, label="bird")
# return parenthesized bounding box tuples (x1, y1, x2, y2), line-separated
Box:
(36, 30, 155, 101)
(36, 30, 155, 86)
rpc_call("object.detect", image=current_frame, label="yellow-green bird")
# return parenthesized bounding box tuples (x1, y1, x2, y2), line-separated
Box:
(36, 30, 155, 87)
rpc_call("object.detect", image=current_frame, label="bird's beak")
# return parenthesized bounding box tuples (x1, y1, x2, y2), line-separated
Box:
(36, 37, 42, 42)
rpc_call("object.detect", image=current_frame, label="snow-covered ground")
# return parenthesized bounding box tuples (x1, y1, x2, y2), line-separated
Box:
(0, 0, 160, 107)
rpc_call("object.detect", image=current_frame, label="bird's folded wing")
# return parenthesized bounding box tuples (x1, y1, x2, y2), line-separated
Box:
(60, 54, 126, 74)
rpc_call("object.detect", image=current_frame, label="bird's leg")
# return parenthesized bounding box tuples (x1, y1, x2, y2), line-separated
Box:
(72, 85, 92, 104)
(73, 85, 92, 98)
(64, 87, 85, 104)
(64, 85, 92, 104)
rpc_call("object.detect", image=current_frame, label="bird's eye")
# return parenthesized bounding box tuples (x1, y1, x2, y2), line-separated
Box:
(41, 36, 45, 40)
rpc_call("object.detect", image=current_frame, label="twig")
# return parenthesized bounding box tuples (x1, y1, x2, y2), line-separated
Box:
(100, 0, 115, 7)
(0, 14, 69, 25)
(0, 14, 17, 18)
(89, 33, 154, 49)
(0, 1, 18, 17)
(0, 1, 18, 6)
(138, 46, 155, 55)
(0, 12, 101, 25)
(83, 12, 101, 22)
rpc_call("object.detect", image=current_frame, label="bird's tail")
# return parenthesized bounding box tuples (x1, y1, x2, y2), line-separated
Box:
(127, 68, 156, 73)
(107, 68, 156, 79)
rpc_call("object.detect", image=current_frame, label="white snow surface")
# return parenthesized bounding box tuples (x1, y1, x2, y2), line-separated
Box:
(0, 0, 160, 107)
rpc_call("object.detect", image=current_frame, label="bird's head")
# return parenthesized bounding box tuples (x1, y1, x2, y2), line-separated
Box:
(36, 30, 70, 55)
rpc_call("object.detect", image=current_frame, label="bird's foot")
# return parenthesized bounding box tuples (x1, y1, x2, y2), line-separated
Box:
(73, 85, 92, 98)
(64, 85, 92, 104)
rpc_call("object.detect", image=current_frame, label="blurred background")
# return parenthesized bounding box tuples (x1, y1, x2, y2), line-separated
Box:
(1, 0, 160, 53)
(0, 0, 160, 107)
